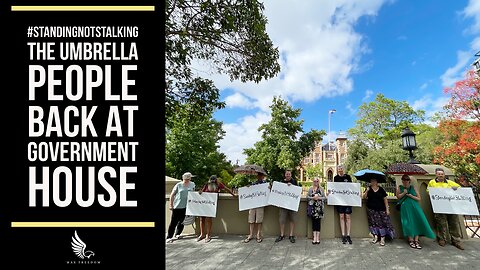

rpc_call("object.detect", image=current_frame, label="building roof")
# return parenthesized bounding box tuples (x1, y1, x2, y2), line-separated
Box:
(385, 163, 454, 176)
(322, 144, 336, 151)
(385, 163, 428, 175)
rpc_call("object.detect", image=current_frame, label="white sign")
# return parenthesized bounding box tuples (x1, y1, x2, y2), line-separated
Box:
(238, 183, 270, 211)
(185, 192, 218, 217)
(267, 181, 302, 212)
(429, 187, 479, 216)
(327, 182, 362, 207)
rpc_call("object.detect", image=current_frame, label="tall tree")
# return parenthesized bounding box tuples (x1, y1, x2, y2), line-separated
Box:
(165, 104, 230, 186)
(443, 70, 480, 121)
(348, 94, 425, 149)
(244, 96, 325, 181)
(434, 69, 480, 181)
(165, 0, 281, 126)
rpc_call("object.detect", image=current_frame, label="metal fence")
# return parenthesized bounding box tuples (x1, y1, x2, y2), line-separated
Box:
(464, 189, 480, 238)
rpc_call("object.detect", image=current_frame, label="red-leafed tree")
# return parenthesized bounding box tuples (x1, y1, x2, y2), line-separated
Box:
(434, 70, 480, 183)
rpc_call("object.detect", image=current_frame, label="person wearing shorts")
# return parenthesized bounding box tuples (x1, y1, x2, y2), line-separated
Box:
(334, 165, 353, 244)
(244, 172, 267, 243)
(275, 170, 299, 243)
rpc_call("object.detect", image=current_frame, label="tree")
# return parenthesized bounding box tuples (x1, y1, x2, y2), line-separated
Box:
(165, 104, 231, 187)
(348, 94, 425, 149)
(434, 119, 480, 180)
(443, 70, 480, 121)
(304, 163, 324, 181)
(244, 96, 325, 181)
(345, 96, 436, 178)
(434, 69, 480, 181)
(165, 0, 281, 126)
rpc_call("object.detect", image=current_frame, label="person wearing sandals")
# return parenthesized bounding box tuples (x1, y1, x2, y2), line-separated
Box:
(396, 174, 435, 249)
(427, 168, 464, 250)
(197, 175, 236, 243)
(244, 171, 267, 244)
(166, 172, 196, 243)
(333, 165, 353, 244)
(307, 177, 326, 244)
(363, 178, 395, 246)
(275, 170, 299, 243)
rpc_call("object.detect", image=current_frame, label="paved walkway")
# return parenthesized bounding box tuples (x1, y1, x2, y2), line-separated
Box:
(166, 234, 480, 270)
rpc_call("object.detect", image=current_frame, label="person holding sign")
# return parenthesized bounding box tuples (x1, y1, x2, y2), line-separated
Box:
(396, 174, 435, 249)
(427, 168, 464, 250)
(307, 177, 326, 244)
(198, 175, 236, 243)
(275, 170, 299, 243)
(166, 172, 196, 243)
(244, 171, 268, 243)
(363, 178, 395, 246)
(333, 165, 353, 244)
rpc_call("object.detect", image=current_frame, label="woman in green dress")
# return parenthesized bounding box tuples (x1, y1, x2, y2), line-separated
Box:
(396, 174, 436, 249)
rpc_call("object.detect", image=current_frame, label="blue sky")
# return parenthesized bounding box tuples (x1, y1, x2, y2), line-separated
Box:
(198, 0, 480, 165)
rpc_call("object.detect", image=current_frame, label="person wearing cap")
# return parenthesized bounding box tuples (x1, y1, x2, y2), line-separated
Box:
(166, 172, 196, 243)
(427, 168, 464, 250)
(244, 171, 267, 243)
(197, 175, 236, 243)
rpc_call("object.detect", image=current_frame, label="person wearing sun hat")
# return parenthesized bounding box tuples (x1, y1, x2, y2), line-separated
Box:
(166, 172, 196, 243)
(197, 175, 236, 243)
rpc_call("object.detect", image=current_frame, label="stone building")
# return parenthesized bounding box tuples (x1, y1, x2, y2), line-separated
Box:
(298, 133, 348, 182)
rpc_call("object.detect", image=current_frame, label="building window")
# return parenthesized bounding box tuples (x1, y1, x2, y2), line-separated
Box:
(327, 153, 333, 160)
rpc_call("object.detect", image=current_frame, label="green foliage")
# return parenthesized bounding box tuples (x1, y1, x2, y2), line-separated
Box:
(227, 174, 254, 189)
(244, 96, 325, 181)
(345, 94, 435, 179)
(304, 163, 324, 181)
(219, 169, 234, 186)
(165, 0, 281, 126)
(348, 94, 425, 149)
(165, 104, 231, 187)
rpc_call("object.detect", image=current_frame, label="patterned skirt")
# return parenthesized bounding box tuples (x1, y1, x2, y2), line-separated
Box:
(367, 208, 395, 239)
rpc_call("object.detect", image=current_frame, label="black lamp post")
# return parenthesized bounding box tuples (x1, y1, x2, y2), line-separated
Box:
(401, 127, 419, 164)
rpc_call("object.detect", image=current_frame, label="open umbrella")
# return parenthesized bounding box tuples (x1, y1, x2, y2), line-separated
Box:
(234, 164, 267, 175)
(353, 169, 386, 183)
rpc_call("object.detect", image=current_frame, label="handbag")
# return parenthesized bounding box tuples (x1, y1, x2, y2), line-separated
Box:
(182, 215, 195, 225)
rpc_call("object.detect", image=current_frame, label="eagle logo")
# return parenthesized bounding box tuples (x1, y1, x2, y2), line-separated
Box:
(71, 230, 95, 259)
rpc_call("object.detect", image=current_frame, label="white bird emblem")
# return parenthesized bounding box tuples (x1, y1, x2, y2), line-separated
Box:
(71, 230, 95, 259)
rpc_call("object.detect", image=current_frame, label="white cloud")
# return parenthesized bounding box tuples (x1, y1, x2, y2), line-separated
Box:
(362, 89, 374, 101)
(419, 83, 428, 90)
(224, 93, 255, 109)
(411, 95, 450, 126)
(441, 1, 480, 87)
(208, 0, 392, 163)
(440, 50, 472, 87)
(218, 112, 271, 165)
(346, 102, 357, 115)
(463, 0, 480, 34)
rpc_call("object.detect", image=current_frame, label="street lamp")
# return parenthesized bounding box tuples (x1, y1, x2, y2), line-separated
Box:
(328, 109, 336, 151)
(401, 127, 419, 164)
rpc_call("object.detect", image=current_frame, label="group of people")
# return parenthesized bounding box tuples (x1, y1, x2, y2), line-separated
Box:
(167, 166, 469, 250)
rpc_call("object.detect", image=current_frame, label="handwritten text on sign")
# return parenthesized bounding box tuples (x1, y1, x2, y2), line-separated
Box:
(429, 187, 479, 216)
(238, 183, 270, 211)
(186, 192, 218, 218)
(327, 182, 362, 207)
(267, 182, 302, 212)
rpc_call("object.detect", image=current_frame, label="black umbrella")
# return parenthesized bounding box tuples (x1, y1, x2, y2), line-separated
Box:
(234, 164, 267, 175)
(353, 169, 387, 183)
